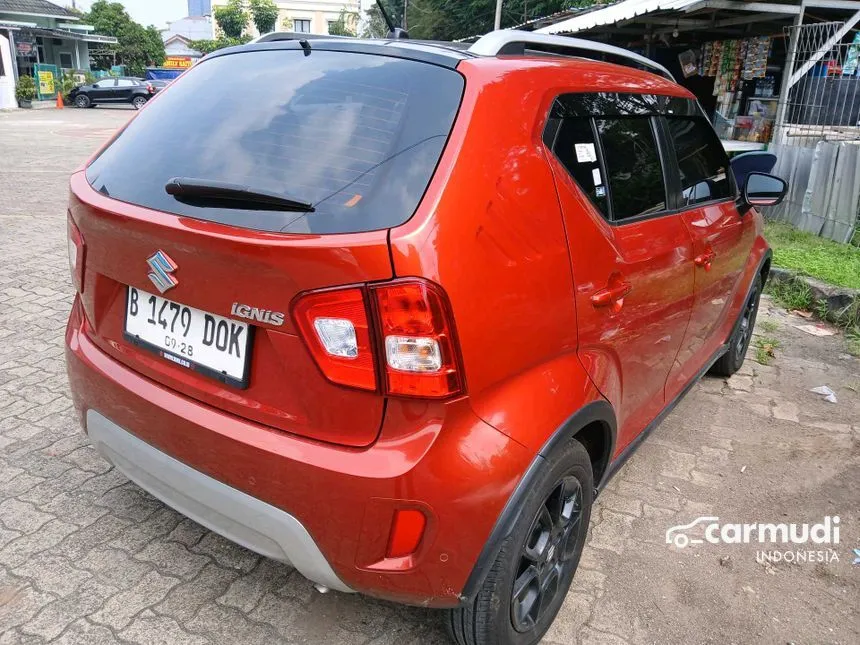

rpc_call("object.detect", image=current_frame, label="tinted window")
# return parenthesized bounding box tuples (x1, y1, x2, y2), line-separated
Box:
(116, 79, 135, 87)
(93, 80, 114, 88)
(551, 117, 609, 218)
(597, 117, 666, 220)
(86, 49, 464, 234)
(667, 117, 733, 205)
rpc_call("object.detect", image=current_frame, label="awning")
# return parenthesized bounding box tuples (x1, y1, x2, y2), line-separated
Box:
(536, 0, 702, 34)
(16, 26, 117, 44)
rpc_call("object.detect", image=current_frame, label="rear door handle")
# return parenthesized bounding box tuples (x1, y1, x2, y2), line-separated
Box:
(694, 251, 716, 271)
(591, 280, 632, 312)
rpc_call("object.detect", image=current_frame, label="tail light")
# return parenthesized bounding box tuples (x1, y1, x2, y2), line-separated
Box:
(291, 278, 463, 399)
(67, 212, 85, 292)
(146, 83, 154, 94)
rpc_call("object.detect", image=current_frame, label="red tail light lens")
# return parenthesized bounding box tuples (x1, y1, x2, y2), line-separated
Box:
(292, 287, 376, 391)
(387, 509, 427, 558)
(371, 279, 463, 399)
(67, 212, 85, 292)
(292, 279, 463, 398)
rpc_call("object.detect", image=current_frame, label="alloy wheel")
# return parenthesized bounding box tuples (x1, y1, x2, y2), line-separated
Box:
(735, 283, 759, 361)
(510, 476, 583, 633)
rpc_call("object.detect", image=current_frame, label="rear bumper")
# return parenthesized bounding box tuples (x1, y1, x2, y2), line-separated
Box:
(65, 297, 532, 607)
(86, 409, 351, 593)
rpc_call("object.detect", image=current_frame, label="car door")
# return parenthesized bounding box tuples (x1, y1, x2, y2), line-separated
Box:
(660, 115, 757, 399)
(544, 93, 696, 452)
(114, 79, 136, 102)
(89, 79, 116, 103)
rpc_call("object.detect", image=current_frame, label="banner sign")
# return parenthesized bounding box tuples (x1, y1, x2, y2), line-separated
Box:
(163, 56, 193, 69)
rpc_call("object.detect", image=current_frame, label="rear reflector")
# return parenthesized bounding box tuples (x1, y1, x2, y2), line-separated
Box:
(292, 287, 376, 391)
(292, 278, 463, 399)
(387, 509, 426, 558)
(67, 212, 85, 292)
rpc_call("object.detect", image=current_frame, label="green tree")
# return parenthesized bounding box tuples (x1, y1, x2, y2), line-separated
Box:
(215, 0, 249, 39)
(328, 8, 358, 37)
(369, 1, 598, 41)
(360, 6, 388, 38)
(84, 0, 165, 76)
(249, 0, 280, 34)
(189, 35, 253, 55)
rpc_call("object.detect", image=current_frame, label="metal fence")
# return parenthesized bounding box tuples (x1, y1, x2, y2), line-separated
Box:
(766, 21, 860, 243)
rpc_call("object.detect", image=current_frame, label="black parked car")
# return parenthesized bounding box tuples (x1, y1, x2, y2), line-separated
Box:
(68, 77, 154, 110)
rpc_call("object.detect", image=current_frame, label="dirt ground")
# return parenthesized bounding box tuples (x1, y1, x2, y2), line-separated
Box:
(0, 108, 857, 644)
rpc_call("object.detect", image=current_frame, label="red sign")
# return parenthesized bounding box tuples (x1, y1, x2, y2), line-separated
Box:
(163, 56, 193, 69)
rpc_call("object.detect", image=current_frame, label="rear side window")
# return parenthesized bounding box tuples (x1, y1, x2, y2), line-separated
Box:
(86, 49, 464, 234)
(666, 117, 733, 206)
(596, 118, 666, 221)
(551, 118, 610, 218)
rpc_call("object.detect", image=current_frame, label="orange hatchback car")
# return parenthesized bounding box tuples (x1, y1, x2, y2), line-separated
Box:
(65, 30, 787, 644)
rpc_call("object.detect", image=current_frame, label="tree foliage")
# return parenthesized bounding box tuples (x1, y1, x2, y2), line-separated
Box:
(83, 0, 165, 76)
(365, 1, 597, 41)
(360, 6, 388, 38)
(328, 8, 358, 37)
(249, 0, 280, 35)
(215, 0, 249, 39)
(189, 35, 253, 56)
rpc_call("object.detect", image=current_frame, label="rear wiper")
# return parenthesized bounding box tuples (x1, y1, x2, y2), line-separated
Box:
(165, 177, 315, 212)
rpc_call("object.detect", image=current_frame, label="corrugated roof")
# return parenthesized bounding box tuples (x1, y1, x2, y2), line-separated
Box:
(0, 0, 76, 19)
(536, 0, 700, 35)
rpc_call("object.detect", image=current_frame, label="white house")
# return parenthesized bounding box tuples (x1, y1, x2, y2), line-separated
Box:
(211, 1, 363, 38)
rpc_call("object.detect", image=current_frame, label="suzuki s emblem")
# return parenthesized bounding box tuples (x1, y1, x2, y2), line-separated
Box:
(146, 250, 178, 293)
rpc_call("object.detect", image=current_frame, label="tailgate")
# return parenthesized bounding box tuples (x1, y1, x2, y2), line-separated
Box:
(70, 173, 392, 447)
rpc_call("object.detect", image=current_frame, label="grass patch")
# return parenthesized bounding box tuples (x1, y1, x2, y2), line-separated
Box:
(764, 221, 860, 290)
(765, 276, 812, 311)
(847, 327, 860, 357)
(754, 335, 781, 365)
(759, 320, 779, 334)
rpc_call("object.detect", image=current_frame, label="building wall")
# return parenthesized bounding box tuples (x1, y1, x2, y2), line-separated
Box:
(0, 30, 15, 109)
(212, 1, 361, 37)
(163, 16, 213, 42)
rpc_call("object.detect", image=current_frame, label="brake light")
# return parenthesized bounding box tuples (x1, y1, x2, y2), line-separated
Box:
(292, 287, 376, 391)
(146, 83, 154, 94)
(67, 212, 85, 292)
(291, 278, 463, 398)
(371, 279, 463, 398)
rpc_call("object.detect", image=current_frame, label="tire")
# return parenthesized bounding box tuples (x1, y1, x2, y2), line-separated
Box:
(710, 273, 763, 377)
(446, 439, 594, 645)
(74, 94, 91, 108)
(132, 96, 147, 110)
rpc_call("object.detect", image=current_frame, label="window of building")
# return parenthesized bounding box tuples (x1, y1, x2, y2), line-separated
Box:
(293, 19, 311, 33)
(596, 117, 667, 221)
(59, 52, 73, 69)
(666, 117, 734, 206)
(327, 21, 337, 33)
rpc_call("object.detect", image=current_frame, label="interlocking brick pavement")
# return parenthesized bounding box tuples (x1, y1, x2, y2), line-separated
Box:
(0, 108, 858, 644)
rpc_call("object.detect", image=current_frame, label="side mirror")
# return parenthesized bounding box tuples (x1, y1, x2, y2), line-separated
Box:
(743, 172, 788, 208)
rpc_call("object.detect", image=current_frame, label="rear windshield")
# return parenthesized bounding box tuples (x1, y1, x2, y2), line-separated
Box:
(86, 48, 464, 234)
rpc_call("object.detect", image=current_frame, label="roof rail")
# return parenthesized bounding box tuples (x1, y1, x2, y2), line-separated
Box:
(467, 30, 674, 81)
(252, 31, 352, 44)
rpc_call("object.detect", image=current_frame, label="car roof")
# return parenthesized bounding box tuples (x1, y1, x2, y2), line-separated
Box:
(238, 31, 674, 82)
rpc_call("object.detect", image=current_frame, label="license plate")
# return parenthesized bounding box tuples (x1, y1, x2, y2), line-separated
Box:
(124, 287, 252, 387)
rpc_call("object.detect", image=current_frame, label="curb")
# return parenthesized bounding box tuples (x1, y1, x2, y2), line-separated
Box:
(768, 266, 860, 325)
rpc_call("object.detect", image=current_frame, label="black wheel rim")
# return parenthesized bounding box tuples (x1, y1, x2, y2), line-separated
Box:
(76, 97, 87, 107)
(735, 283, 759, 361)
(510, 476, 583, 633)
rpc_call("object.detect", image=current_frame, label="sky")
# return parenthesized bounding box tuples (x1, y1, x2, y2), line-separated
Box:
(72, 0, 189, 31)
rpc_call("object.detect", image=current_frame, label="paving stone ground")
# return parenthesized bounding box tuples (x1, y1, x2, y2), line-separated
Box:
(0, 108, 858, 644)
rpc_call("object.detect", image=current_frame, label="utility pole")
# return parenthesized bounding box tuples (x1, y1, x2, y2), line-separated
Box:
(402, 0, 408, 30)
(494, 0, 503, 30)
